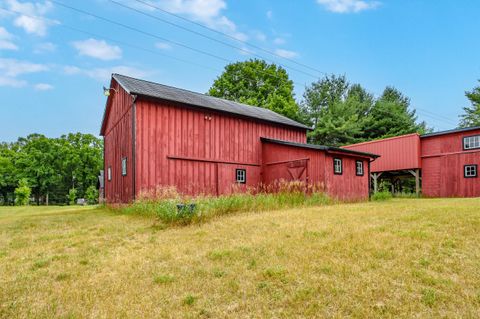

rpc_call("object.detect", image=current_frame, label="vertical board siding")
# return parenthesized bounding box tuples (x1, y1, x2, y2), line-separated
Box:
(103, 83, 134, 203)
(344, 134, 421, 172)
(135, 100, 306, 197)
(421, 129, 480, 198)
(262, 142, 369, 201)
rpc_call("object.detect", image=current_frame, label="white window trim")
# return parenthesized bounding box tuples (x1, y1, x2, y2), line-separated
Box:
(121, 157, 127, 176)
(464, 164, 477, 178)
(107, 166, 112, 181)
(334, 158, 342, 175)
(356, 161, 364, 176)
(236, 169, 246, 184)
(463, 135, 480, 150)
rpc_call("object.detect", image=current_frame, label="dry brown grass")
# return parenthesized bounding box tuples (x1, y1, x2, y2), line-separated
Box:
(1, 199, 480, 318)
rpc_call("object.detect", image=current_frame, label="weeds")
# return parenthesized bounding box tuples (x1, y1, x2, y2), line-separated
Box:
(371, 191, 393, 201)
(118, 183, 331, 225)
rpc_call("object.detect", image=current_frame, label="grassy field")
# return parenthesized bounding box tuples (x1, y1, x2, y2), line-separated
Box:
(1, 199, 479, 318)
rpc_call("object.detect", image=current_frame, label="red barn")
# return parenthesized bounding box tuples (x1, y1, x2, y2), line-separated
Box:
(100, 74, 378, 203)
(345, 127, 480, 197)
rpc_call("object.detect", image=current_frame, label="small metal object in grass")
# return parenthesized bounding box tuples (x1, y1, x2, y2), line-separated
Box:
(176, 203, 197, 217)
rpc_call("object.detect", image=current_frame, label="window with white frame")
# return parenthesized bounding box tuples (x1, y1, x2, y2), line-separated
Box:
(356, 160, 364, 176)
(333, 158, 342, 175)
(464, 165, 477, 178)
(107, 166, 112, 181)
(236, 169, 246, 184)
(463, 135, 480, 150)
(121, 157, 127, 176)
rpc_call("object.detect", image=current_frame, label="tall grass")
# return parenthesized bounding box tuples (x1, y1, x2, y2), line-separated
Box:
(118, 182, 331, 225)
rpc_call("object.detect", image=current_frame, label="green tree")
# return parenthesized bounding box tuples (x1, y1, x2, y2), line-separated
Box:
(0, 143, 17, 204)
(459, 80, 480, 127)
(67, 188, 77, 205)
(208, 59, 301, 121)
(85, 185, 99, 205)
(14, 134, 61, 205)
(14, 178, 31, 206)
(301, 75, 373, 145)
(361, 87, 428, 140)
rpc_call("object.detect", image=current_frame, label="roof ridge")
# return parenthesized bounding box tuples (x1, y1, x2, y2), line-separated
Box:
(112, 73, 294, 117)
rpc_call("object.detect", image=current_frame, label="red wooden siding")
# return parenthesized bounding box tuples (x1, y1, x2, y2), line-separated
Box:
(103, 80, 135, 203)
(344, 133, 421, 172)
(134, 99, 306, 197)
(262, 142, 370, 201)
(421, 129, 480, 197)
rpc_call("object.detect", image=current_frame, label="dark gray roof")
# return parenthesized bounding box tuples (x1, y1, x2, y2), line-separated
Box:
(261, 138, 380, 158)
(420, 126, 480, 138)
(112, 74, 310, 130)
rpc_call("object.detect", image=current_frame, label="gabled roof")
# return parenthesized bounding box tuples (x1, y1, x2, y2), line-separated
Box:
(420, 126, 480, 138)
(112, 74, 310, 130)
(261, 138, 380, 158)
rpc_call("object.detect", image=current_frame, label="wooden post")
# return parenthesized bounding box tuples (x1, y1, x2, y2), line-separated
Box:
(371, 172, 383, 193)
(415, 168, 420, 196)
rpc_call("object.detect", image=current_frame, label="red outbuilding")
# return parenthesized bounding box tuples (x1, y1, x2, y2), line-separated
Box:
(100, 74, 378, 203)
(345, 127, 480, 197)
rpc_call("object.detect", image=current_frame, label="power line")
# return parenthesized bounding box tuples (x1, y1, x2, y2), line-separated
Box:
(130, 0, 327, 77)
(0, 6, 457, 130)
(109, 0, 322, 80)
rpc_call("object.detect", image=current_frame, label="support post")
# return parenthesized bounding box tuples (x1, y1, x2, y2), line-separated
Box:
(415, 168, 420, 196)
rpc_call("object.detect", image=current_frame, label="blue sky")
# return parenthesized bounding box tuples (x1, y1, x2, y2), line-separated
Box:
(1, 0, 479, 142)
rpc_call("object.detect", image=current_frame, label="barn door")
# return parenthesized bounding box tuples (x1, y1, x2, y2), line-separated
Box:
(286, 159, 308, 183)
(263, 158, 309, 186)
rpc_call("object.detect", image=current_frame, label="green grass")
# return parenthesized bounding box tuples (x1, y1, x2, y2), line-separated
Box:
(1, 199, 480, 317)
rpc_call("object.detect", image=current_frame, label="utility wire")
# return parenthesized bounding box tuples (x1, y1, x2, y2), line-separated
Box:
(109, 0, 322, 80)
(0, 7, 457, 130)
(130, 0, 327, 76)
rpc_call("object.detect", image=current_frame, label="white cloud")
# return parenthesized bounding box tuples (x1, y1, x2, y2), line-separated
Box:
(140, 0, 248, 41)
(63, 65, 149, 82)
(0, 58, 48, 77)
(0, 27, 18, 50)
(0, 58, 49, 88)
(275, 49, 298, 59)
(34, 42, 56, 53)
(72, 38, 122, 61)
(34, 83, 53, 91)
(155, 42, 172, 50)
(316, 0, 380, 13)
(0, 76, 27, 87)
(273, 37, 286, 45)
(253, 31, 266, 42)
(5, 0, 55, 36)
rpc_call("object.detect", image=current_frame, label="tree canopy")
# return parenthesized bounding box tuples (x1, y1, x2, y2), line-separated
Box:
(300, 75, 428, 146)
(459, 80, 480, 127)
(0, 133, 103, 205)
(208, 59, 301, 121)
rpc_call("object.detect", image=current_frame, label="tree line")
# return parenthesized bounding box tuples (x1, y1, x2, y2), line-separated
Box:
(209, 59, 480, 144)
(2, 59, 479, 205)
(0, 133, 103, 205)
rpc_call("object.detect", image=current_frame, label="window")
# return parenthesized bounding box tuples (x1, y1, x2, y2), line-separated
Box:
(121, 157, 127, 176)
(236, 169, 246, 184)
(356, 161, 364, 176)
(464, 165, 478, 178)
(107, 166, 112, 181)
(463, 135, 480, 150)
(333, 158, 342, 175)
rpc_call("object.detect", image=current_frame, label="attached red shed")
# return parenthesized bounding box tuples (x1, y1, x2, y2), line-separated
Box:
(345, 126, 480, 198)
(100, 74, 377, 203)
(421, 127, 480, 197)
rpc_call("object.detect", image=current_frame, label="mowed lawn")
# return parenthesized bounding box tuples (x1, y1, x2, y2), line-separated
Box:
(1, 199, 479, 318)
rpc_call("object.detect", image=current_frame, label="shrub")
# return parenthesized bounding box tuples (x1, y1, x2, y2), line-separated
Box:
(85, 185, 99, 205)
(67, 188, 77, 205)
(371, 191, 393, 201)
(14, 179, 31, 206)
(118, 183, 331, 226)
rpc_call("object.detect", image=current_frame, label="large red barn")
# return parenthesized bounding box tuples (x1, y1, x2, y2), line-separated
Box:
(345, 127, 480, 197)
(100, 74, 378, 203)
